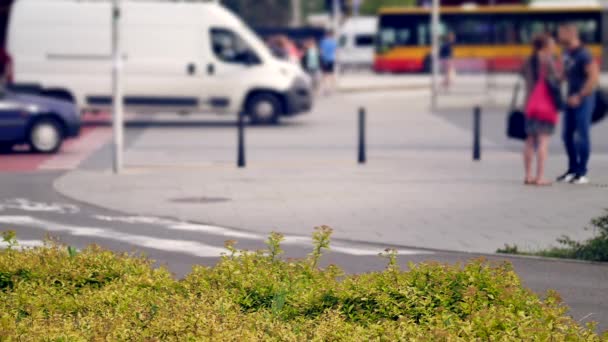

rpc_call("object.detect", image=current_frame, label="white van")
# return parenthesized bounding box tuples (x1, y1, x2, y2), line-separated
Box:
(7, 0, 313, 124)
(337, 17, 378, 71)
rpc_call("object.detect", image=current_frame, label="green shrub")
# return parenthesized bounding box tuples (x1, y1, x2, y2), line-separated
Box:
(1, 227, 605, 341)
(498, 210, 608, 262)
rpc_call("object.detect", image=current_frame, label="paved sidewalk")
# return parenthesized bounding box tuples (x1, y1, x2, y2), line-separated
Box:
(54, 91, 608, 254)
(337, 72, 608, 93)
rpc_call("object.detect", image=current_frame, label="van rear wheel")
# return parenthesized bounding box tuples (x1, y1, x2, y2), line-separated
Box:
(247, 93, 281, 125)
(29, 118, 64, 153)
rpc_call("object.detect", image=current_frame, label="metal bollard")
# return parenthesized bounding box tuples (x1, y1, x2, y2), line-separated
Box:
(237, 112, 246, 168)
(473, 106, 481, 161)
(358, 107, 366, 164)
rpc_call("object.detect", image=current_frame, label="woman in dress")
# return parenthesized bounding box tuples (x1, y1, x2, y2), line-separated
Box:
(522, 34, 560, 186)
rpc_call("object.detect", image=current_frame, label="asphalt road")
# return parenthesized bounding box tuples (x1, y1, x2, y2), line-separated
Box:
(1, 168, 607, 332)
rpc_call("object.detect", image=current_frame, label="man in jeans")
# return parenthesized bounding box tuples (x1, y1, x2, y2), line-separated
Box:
(557, 23, 599, 185)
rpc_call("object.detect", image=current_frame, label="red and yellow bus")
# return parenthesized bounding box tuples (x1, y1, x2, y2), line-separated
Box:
(374, 5, 608, 73)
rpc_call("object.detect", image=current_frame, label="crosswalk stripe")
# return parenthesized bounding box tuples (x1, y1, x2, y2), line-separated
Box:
(1, 214, 433, 257)
(0, 216, 226, 257)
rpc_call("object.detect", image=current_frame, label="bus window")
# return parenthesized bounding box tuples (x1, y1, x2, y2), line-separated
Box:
(417, 23, 430, 46)
(412, 20, 452, 46)
(577, 19, 599, 44)
(495, 19, 520, 44)
(377, 14, 422, 52)
(448, 15, 493, 44)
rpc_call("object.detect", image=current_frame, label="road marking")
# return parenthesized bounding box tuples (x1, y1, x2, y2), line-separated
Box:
(94, 215, 263, 240)
(0, 198, 79, 214)
(0, 125, 111, 172)
(1, 213, 432, 257)
(0, 216, 226, 258)
(93, 215, 433, 256)
(0, 239, 45, 249)
(39, 127, 112, 170)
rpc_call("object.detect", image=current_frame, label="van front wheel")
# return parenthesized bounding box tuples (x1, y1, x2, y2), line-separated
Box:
(247, 93, 281, 125)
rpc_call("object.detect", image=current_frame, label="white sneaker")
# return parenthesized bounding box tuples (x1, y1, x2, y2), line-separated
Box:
(570, 175, 590, 185)
(556, 172, 576, 183)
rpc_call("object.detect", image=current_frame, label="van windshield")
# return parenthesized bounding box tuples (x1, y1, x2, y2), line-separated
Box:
(233, 23, 274, 61)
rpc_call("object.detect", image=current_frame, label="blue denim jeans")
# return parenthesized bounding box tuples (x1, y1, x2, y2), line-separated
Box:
(562, 93, 596, 176)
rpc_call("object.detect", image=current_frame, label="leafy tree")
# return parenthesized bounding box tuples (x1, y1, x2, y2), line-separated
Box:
(222, 0, 292, 27)
(359, 0, 416, 15)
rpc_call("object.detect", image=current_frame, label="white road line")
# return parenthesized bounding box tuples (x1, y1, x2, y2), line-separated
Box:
(0, 198, 79, 214)
(3, 214, 433, 257)
(93, 215, 432, 255)
(94, 215, 264, 240)
(0, 216, 225, 258)
(0, 239, 45, 249)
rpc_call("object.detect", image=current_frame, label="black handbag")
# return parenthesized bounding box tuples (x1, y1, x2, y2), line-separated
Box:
(507, 82, 527, 140)
(592, 88, 607, 124)
(545, 78, 564, 111)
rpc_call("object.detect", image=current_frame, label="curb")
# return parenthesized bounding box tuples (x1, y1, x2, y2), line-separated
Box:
(338, 84, 429, 94)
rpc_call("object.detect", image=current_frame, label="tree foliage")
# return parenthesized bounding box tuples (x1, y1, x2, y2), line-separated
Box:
(222, 0, 293, 27)
(360, 0, 416, 15)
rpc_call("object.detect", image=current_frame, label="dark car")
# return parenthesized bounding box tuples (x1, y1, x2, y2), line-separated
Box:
(0, 89, 80, 153)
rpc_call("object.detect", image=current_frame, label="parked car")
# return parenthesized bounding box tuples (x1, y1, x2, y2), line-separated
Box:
(0, 89, 80, 153)
(7, 0, 313, 125)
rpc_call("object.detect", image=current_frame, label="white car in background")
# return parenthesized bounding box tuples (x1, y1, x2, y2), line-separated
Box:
(337, 17, 378, 72)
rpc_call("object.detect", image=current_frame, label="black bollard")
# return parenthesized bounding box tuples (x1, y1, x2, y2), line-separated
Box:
(237, 112, 246, 168)
(473, 106, 481, 161)
(358, 107, 366, 164)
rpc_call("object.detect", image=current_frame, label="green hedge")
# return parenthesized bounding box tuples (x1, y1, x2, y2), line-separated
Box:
(498, 211, 608, 262)
(1, 228, 604, 341)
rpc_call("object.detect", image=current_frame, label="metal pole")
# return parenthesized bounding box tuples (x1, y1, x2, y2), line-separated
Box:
(358, 107, 366, 164)
(473, 106, 481, 161)
(291, 0, 302, 27)
(111, 0, 124, 174)
(237, 112, 246, 168)
(333, 0, 341, 79)
(430, 0, 440, 112)
(353, 0, 361, 17)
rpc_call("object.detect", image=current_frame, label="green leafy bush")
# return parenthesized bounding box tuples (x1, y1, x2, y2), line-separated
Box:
(1, 227, 604, 341)
(498, 210, 608, 262)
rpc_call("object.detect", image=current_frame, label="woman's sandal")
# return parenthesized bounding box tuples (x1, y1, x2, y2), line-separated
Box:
(524, 179, 536, 185)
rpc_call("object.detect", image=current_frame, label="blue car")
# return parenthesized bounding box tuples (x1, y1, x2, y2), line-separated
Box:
(0, 90, 80, 153)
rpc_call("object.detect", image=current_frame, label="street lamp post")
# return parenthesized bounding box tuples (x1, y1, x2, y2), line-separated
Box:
(430, 0, 440, 112)
(333, 0, 341, 79)
(291, 0, 302, 27)
(111, 0, 124, 174)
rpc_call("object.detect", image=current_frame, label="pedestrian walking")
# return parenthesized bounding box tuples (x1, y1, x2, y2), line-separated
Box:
(521, 34, 560, 186)
(278, 35, 302, 65)
(557, 23, 600, 185)
(440, 32, 456, 89)
(301, 38, 321, 93)
(319, 30, 337, 95)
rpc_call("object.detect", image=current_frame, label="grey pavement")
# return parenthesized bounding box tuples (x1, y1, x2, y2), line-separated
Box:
(54, 90, 608, 254)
